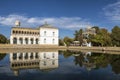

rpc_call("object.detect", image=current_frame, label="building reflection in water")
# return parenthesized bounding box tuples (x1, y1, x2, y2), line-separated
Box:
(82, 52, 96, 71)
(72, 51, 96, 71)
(10, 51, 59, 76)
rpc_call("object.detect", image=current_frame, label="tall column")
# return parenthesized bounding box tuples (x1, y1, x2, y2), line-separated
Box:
(23, 37, 25, 44)
(33, 52, 35, 60)
(17, 37, 19, 44)
(28, 38, 31, 44)
(23, 52, 25, 60)
(33, 38, 36, 44)
(17, 53, 20, 61)
(10, 36, 13, 44)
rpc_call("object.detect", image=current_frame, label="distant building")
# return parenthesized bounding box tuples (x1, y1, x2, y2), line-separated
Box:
(83, 26, 96, 39)
(82, 26, 96, 47)
(10, 21, 59, 46)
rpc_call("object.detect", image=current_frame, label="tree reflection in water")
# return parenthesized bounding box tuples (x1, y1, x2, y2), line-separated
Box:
(62, 50, 120, 74)
(0, 53, 6, 61)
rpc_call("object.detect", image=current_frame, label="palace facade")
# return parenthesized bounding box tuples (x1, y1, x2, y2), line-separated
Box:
(10, 21, 59, 45)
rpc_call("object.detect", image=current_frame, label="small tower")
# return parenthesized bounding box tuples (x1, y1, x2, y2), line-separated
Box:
(15, 20, 20, 27)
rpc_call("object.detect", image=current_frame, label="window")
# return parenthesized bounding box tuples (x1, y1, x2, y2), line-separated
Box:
(12, 30, 15, 34)
(25, 38, 28, 44)
(44, 31, 46, 36)
(52, 39, 55, 44)
(35, 53, 39, 58)
(19, 53, 23, 59)
(19, 31, 21, 34)
(25, 53, 28, 59)
(44, 38, 46, 43)
(13, 37, 17, 44)
(19, 38, 23, 44)
(44, 53, 46, 58)
(44, 61, 46, 66)
(31, 38, 33, 44)
(52, 60, 55, 65)
(36, 38, 38, 44)
(13, 53, 17, 60)
(30, 52, 33, 59)
(52, 53, 55, 58)
(53, 32, 55, 36)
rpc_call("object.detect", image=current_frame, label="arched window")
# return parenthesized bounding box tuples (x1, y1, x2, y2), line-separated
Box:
(12, 30, 15, 34)
(13, 37, 17, 44)
(52, 53, 55, 58)
(25, 38, 28, 44)
(30, 52, 33, 59)
(16, 31, 18, 34)
(53, 32, 55, 36)
(19, 53, 23, 59)
(25, 31, 27, 34)
(35, 53, 38, 58)
(25, 53, 28, 59)
(31, 38, 33, 44)
(13, 53, 17, 60)
(44, 61, 46, 66)
(44, 53, 46, 58)
(52, 60, 55, 65)
(44, 38, 46, 43)
(44, 31, 46, 36)
(19, 31, 21, 34)
(19, 38, 23, 44)
(36, 38, 38, 44)
(22, 31, 23, 34)
(52, 39, 55, 44)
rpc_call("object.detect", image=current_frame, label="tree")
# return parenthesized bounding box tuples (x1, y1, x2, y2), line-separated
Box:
(0, 54, 6, 61)
(0, 34, 8, 44)
(92, 26, 100, 34)
(89, 28, 111, 46)
(74, 29, 83, 45)
(74, 30, 79, 41)
(63, 36, 73, 46)
(111, 26, 120, 46)
(79, 29, 83, 45)
(59, 39, 64, 46)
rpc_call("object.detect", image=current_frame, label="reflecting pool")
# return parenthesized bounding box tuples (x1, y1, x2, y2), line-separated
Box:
(0, 50, 120, 80)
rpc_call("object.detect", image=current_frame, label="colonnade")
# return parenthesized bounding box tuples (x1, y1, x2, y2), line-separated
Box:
(10, 37, 39, 44)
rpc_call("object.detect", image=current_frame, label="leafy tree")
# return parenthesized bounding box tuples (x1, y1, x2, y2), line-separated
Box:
(89, 28, 111, 46)
(111, 26, 120, 46)
(74, 29, 83, 45)
(0, 34, 8, 44)
(0, 54, 6, 61)
(74, 30, 79, 41)
(63, 36, 73, 46)
(92, 26, 100, 34)
(79, 29, 83, 45)
(59, 39, 64, 46)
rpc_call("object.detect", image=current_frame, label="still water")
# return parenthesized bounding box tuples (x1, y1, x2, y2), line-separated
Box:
(0, 50, 120, 80)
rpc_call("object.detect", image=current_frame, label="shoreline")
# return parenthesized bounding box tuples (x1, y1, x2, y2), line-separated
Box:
(0, 44, 120, 54)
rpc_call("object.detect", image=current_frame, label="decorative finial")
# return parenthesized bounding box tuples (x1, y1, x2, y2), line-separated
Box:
(15, 20, 20, 27)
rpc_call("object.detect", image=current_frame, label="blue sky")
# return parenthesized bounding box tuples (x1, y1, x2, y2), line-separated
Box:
(0, 0, 120, 38)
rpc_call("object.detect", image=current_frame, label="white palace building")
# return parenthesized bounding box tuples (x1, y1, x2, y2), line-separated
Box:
(10, 20, 59, 46)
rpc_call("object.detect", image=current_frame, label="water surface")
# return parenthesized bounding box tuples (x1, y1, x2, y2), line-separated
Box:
(0, 50, 120, 80)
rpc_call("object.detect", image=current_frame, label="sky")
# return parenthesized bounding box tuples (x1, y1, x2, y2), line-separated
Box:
(0, 0, 120, 38)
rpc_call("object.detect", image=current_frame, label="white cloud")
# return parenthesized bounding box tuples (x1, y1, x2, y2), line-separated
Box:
(0, 14, 92, 30)
(103, 1, 120, 22)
